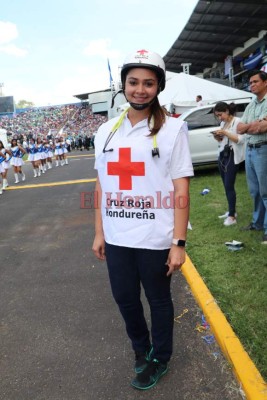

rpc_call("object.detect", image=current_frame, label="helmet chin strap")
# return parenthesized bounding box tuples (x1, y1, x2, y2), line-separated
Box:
(129, 96, 157, 111)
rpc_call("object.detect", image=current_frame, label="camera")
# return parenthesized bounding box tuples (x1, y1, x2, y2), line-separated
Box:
(211, 131, 223, 141)
(152, 147, 160, 157)
(223, 144, 231, 158)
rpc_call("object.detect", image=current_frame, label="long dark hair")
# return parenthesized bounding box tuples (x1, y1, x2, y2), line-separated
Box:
(213, 101, 236, 116)
(148, 97, 167, 136)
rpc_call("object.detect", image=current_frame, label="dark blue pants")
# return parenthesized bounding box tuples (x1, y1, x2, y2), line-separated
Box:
(105, 243, 174, 363)
(218, 150, 239, 217)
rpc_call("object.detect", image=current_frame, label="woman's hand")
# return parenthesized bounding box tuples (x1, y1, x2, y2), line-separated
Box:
(165, 245, 185, 276)
(92, 233, 106, 260)
(215, 129, 227, 137)
(212, 130, 224, 141)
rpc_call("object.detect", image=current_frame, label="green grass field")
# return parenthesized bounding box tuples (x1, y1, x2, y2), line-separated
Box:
(186, 165, 267, 381)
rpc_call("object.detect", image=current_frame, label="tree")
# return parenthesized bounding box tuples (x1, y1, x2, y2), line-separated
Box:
(16, 99, 35, 109)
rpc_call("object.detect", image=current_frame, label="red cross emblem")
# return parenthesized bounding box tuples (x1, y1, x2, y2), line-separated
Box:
(137, 49, 148, 56)
(107, 148, 145, 190)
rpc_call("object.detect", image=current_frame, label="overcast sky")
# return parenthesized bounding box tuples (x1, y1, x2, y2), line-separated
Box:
(1, 0, 198, 106)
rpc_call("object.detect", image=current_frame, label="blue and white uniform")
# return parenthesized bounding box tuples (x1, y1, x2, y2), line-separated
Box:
(27, 143, 37, 162)
(61, 140, 68, 154)
(10, 146, 25, 167)
(1, 148, 11, 170)
(54, 141, 63, 156)
(47, 143, 54, 158)
(0, 151, 6, 173)
(43, 143, 50, 159)
(35, 144, 44, 161)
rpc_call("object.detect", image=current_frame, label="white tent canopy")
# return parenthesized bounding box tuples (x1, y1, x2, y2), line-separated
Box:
(159, 72, 252, 112)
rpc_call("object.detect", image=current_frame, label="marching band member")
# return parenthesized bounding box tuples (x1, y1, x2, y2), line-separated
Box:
(54, 137, 63, 167)
(36, 137, 46, 174)
(27, 138, 39, 177)
(0, 140, 12, 189)
(10, 138, 26, 183)
(60, 137, 69, 165)
(46, 140, 54, 169)
(0, 146, 6, 194)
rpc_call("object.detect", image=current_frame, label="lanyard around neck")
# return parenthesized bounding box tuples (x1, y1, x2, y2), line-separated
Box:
(102, 108, 129, 153)
(102, 107, 159, 155)
(111, 107, 130, 133)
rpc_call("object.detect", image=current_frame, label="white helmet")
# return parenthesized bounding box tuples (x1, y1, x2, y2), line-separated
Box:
(121, 49, 166, 91)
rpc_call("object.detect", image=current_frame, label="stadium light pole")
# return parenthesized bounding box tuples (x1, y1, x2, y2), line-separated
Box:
(0, 83, 4, 96)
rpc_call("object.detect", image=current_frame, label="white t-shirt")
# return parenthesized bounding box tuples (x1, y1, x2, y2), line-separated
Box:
(218, 116, 246, 164)
(94, 114, 194, 250)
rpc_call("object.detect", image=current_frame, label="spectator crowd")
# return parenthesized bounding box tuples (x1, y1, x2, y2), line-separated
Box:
(0, 103, 108, 194)
(0, 103, 107, 145)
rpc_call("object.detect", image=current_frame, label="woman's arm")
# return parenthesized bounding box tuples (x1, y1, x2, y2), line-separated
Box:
(92, 175, 106, 260)
(214, 128, 240, 143)
(166, 177, 190, 276)
(6, 148, 12, 156)
(18, 144, 26, 154)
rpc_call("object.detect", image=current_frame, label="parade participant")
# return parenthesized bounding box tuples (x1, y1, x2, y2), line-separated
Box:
(54, 137, 63, 167)
(92, 49, 194, 390)
(34, 137, 43, 176)
(42, 139, 51, 169)
(40, 138, 47, 172)
(46, 140, 54, 169)
(27, 138, 39, 177)
(36, 137, 46, 174)
(60, 137, 69, 165)
(0, 146, 7, 194)
(10, 138, 26, 183)
(0, 140, 12, 189)
(212, 102, 246, 226)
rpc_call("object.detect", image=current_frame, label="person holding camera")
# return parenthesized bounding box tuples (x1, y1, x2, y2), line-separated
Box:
(212, 102, 246, 226)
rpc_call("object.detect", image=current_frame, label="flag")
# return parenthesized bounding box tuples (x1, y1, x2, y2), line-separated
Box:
(107, 58, 113, 87)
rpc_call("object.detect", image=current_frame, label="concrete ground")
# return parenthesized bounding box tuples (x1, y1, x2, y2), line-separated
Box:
(0, 150, 244, 400)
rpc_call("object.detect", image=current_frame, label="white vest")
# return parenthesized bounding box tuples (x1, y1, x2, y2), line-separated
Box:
(95, 115, 190, 250)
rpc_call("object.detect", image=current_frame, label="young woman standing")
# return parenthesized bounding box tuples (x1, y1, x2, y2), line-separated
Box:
(60, 137, 69, 165)
(54, 137, 63, 167)
(27, 138, 39, 177)
(0, 145, 7, 194)
(10, 138, 26, 183)
(35, 137, 45, 175)
(213, 102, 246, 226)
(92, 50, 194, 390)
(0, 140, 12, 190)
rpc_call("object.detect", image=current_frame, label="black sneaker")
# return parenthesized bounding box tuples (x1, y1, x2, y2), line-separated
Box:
(240, 223, 262, 231)
(262, 234, 267, 245)
(134, 347, 153, 373)
(131, 358, 168, 390)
